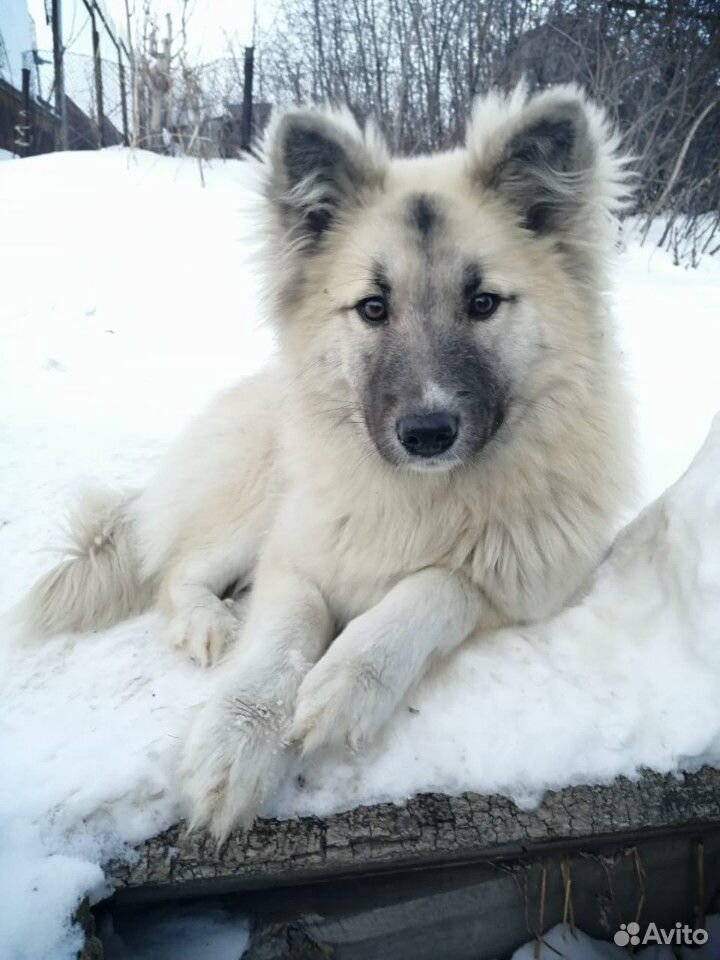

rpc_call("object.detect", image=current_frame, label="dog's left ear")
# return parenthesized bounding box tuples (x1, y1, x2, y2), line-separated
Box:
(467, 85, 628, 236)
(262, 107, 388, 247)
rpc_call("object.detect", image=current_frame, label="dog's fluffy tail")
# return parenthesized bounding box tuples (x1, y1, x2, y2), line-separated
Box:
(20, 487, 154, 640)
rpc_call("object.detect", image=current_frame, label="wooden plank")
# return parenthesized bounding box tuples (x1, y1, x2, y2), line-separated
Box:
(108, 767, 720, 901)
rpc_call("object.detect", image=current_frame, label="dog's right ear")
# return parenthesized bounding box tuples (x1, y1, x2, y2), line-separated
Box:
(262, 107, 388, 247)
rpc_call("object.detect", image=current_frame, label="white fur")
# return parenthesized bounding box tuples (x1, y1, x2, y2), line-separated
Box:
(19, 487, 154, 638)
(20, 86, 634, 838)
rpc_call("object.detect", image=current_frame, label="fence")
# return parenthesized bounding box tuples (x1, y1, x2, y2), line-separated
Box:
(2, 50, 262, 161)
(165, 55, 267, 159)
(0, 0, 129, 156)
(26, 48, 126, 151)
(0, 0, 265, 159)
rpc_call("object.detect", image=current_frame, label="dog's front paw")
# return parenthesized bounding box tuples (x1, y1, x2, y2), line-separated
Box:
(290, 650, 397, 755)
(181, 690, 291, 840)
(169, 598, 240, 667)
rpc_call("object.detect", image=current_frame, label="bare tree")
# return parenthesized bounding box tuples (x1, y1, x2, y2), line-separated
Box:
(255, 0, 719, 262)
(117, 0, 719, 260)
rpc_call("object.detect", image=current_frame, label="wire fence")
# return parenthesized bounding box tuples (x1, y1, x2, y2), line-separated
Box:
(0, 0, 129, 156)
(1, 0, 261, 160)
(4, 49, 260, 159)
(27, 49, 126, 149)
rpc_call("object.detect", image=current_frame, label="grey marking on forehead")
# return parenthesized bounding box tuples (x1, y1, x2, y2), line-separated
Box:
(406, 193, 442, 238)
(371, 261, 391, 293)
(462, 262, 483, 298)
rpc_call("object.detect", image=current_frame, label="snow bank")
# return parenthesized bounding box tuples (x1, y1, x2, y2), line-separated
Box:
(1, 148, 719, 959)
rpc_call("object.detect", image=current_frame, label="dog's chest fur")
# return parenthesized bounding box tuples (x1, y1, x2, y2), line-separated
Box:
(295, 497, 473, 626)
(274, 399, 620, 631)
(278, 443, 490, 626)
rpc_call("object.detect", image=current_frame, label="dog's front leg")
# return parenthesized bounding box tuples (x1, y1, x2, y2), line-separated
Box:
(181, 569, 332, 840)
(291, 567, 493, 755)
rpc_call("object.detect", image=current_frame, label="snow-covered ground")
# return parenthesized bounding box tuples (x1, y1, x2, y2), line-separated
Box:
(1, 149, 719, 959)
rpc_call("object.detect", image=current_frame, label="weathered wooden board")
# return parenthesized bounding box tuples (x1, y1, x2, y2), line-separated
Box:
(108, 767, 720, 901)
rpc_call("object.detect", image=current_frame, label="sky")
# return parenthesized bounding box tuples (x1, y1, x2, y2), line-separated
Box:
(25, 0, 266, 63)
(1, 0, 33, 86)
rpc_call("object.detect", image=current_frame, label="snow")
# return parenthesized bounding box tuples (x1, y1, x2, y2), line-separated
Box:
(1, 147, 720, 958)
(617, 219, 720, 505)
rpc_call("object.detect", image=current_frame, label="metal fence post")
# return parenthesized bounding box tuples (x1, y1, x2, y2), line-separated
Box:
(119, 39, 134, 143)
(51, 0, 68, 149)
(16, 67, 33, 156)
(240, 46, 254, 151)
(88, 3, 105, 147)
(118, 53, 129, 146)
(94, 2, 129, 148)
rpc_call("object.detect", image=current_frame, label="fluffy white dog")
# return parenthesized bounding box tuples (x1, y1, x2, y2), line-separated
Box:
(22, 85, 633, 838)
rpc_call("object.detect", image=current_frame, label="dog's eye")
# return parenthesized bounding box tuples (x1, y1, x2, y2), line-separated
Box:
(468, 292, 501, 321)
(357, 296, 388, 325)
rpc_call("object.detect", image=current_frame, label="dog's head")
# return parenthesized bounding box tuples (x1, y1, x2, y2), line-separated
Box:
(261, 86, 629, 472)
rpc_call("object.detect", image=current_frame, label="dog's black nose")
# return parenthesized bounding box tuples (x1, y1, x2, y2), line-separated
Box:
(397, 411, 459, 457)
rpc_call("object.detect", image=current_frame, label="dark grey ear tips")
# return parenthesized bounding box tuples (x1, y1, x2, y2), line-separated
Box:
(485, 96, 597, 235)
(264, 109, 386, 245)
(504, 115, 577, 175)
(278, 121, 354, 238)
(281, 122, 352, 192)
